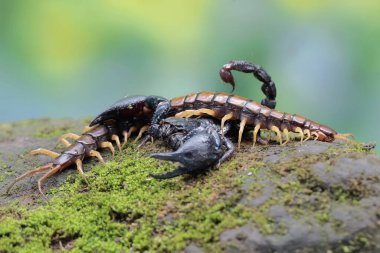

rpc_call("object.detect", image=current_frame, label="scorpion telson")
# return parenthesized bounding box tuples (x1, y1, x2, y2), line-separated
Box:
(6, 60, 351, 198)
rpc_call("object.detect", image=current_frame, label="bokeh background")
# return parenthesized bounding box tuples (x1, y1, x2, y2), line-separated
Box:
(0, 0, 379, 151)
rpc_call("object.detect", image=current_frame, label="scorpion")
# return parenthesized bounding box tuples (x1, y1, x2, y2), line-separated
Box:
(6, 60, 351, 198)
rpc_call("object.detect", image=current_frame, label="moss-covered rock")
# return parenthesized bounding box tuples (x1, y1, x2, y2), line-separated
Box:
(0, 118, 379, 252)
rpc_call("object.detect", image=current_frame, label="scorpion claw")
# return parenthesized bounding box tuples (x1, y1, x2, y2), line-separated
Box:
(149, 166, 189, 179)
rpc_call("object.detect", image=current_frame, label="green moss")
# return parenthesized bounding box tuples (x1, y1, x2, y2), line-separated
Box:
(0, 139, 376, 252)
(0, 146, 257, 252)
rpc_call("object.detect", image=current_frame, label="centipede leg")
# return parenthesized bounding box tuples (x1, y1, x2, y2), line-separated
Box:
(89, 150, 105, 164)
(252, 124, 261, 146)
(282, 128, 290, 145)
(270, 126, 282, 145)
(303, 129, 311, 142)
(134, 125, 149, 143)
(111, 134, 122, 152)
(59, 133, 80, 147)
(122, 127, 137, 147)
(75, 159, 88, 184)
(295, 127, 304, 142)
(238, 118, 247, 150)
(6, 163, 53, 193)
(100, 141, 115, 157)
(221, 113, 234, 137)
(30, 148, 60, 159)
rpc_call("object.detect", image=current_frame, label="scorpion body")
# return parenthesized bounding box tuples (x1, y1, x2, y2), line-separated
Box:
(6, 60, 350, 198)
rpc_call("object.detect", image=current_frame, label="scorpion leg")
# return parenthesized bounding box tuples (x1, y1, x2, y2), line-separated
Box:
(216, 137, 235, 168)
(30, 148, 60, 159)
(294, 127, 304, 142)
(220, 60, 276, 109)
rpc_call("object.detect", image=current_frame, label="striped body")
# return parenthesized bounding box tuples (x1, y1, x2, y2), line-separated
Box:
(170, 92, 337, 142)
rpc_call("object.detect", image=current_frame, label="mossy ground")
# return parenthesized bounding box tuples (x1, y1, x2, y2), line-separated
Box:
(0, 119, 379, 253)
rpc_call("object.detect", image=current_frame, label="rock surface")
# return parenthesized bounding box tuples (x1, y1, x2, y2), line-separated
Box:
(0, 118, 379, 252)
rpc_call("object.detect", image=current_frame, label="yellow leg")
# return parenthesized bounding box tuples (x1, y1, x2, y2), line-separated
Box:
(134, 125, 149, 143)
(30, 148, 60, 159)
(175, 110, 195, 118)
(270, 126, 283, 145)
(100, 141, 115, 157)
(303, 129, 311, 142)
(221, 113, 234, 136)
(253, 124, 261, 146)
(59, 133, 80, 148)
(295, 127, 304, 142)
(75, 159, 88, 184)
(282, 128, 290, 145)
(111, 134, 122, 152)
(311, 132, 319, 141)
(238, 118, 247, 150)
(60, 138, 71, 148)
(122, 127, 137, 147)
(89, 150, 105, 164)
(61, 133, 80, 140)
(192, 108, 217, 117)
(82, 125, 97, 133)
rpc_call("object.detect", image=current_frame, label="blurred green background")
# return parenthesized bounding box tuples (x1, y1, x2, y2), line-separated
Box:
(0, 0, 379, 151)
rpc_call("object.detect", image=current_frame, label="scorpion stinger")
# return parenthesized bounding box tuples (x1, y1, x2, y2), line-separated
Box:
(220, 60, 277, 109)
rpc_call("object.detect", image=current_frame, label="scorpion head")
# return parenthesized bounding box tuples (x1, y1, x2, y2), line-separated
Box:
(150, 131, 223, 179)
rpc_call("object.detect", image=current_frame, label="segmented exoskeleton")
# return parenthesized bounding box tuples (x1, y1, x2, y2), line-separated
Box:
(6, 95, 166, 197)
(6, 60, 350, 197)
